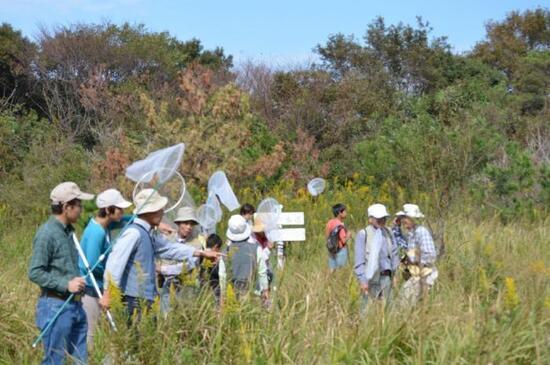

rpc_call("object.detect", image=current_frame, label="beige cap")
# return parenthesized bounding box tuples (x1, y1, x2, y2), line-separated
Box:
(96, 189, 132, 209)
(133, 188, 168, 214)
(174, 206, 198, 224)
(50, 182, 94, 204)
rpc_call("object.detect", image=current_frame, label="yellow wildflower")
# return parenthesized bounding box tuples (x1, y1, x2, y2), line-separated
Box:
(504, 277, 520, 311)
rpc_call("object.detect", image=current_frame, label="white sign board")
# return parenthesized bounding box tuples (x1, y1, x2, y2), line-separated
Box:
(268, 228, 306, 242)
(277, 212, 304, 225)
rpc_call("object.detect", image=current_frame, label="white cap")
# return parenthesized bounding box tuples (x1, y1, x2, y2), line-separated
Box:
(133, 189, 168, 215)
(367, 203, 390, 219)
(96, 189, 132, 209)
(403, 204, 425, 218)
(50, 182, 94, 204)
(395, 211, 406, 217)
(226, 214, 251, 242)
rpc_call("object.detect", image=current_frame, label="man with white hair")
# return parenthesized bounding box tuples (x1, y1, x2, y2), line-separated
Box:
(396, 204, 438, 305)
(354, 204, 400, 313)
(101, 189, 219, 322)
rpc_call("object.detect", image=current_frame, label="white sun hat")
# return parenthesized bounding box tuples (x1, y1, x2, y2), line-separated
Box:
(226, 214, 252, 242)
(174, 206, 199, 224)
(403, 204, 425, 218)
(367, 203, 390, 219)
(96, 189, 132, 209)
(133, 188, 168, 214)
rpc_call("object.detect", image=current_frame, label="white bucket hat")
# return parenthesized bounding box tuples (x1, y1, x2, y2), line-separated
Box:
(403, 204, 425, 218)
(226, 214, 251, 242)
(96, 189, 132, 209)
(133, 188, 168, 214)
(367, 203, 390, 219)
(50, 182, 94, 204)
(174, 206, 199, 224)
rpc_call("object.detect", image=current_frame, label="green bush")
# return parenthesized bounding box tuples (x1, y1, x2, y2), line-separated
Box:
(0, 127, 91, 223)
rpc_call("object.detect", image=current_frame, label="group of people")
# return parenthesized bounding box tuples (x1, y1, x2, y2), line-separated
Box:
(28, 182, 274, 365)
(325, 202, 438, 311)
(28, 180, 439, 364)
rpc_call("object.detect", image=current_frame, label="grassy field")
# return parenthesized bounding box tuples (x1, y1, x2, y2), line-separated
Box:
(0, 186, 549, 364)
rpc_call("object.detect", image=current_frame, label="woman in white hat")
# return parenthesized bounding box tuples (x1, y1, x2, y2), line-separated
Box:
(79, 189, 132, 347)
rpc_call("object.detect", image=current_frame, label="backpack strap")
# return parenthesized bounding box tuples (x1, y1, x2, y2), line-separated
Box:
(381, 227, 393, 261)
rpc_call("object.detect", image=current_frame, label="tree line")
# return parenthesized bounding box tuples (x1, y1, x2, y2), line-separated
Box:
(0, 8, 548, 222)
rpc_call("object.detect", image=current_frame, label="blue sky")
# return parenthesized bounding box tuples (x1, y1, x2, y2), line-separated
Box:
(1, 0, 546, 67)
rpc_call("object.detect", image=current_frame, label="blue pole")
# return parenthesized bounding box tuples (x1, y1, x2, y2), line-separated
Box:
(32, 183, 164, 347)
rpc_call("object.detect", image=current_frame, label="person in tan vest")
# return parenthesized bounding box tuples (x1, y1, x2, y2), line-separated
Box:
(354, 204, 400, 314)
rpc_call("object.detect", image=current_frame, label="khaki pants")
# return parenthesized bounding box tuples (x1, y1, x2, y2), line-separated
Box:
(82, 294, 101, 347)
(400, 268, 438, 306)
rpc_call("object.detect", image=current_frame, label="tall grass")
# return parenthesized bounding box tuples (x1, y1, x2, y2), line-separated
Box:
(0, 185, 548, 364)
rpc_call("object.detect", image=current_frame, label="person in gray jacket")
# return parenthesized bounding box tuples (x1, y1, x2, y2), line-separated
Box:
(226, 215, 269, 304)
(354, 204, 400, 313)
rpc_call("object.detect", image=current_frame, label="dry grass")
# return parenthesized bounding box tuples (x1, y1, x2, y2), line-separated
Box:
(0, 186, 548, 364)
